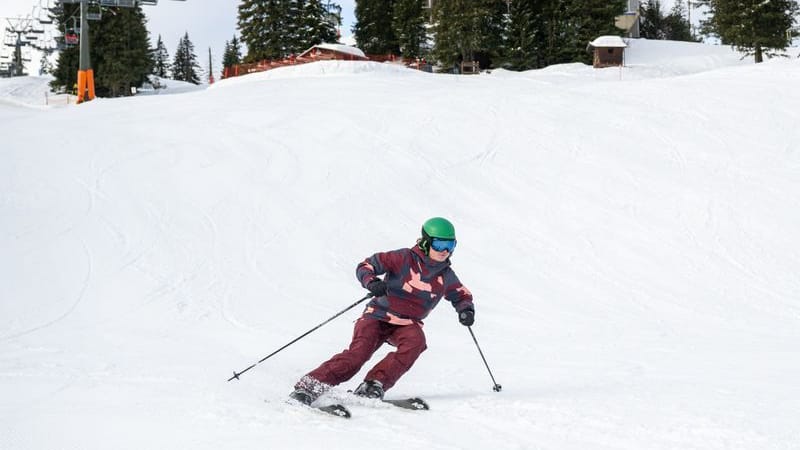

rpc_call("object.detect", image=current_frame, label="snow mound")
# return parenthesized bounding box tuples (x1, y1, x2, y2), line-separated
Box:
(0, 76, 61, 109)
(211, 60, 425, 89)
(491, 39, 756, 83)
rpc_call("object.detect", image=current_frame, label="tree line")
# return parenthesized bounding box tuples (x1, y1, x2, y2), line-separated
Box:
(49, 3, 205, 95)
(238, 0, 797, 70)
(48, 0, 798, 97)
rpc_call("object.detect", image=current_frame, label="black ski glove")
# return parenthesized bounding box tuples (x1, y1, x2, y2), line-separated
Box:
(367, 279, 387, 297)
(458, 308, 475, 326)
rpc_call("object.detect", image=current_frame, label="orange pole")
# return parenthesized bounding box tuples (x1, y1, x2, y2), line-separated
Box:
(86, 68, 95, 101)
(76, 69, 87, 104)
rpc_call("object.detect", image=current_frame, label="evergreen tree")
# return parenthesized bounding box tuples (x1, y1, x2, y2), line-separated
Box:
(663, 2, 695, 42)
(639, 0, 667, 39)
(39, 53, 54, 76)
(353, 0, 400, 54)
(505, 0, 539, 70)
(431, 0, 508, 70)
(51, 6, 79, 92)
(238, 0, 342, 59)
(502, 0, 627, 70)
(393, 0, 428, 58)
(222, 35, 243, 70)
(535, 0, 626, 67)
(285, 0, 303, 53)
(239, 0, 291, 61)
(152, 34, 171, 78)
(640, 0, 696, 41)
(295, 0, 340, 53)
(51, 4, 153, 97)
(172, 32, 201, 84)
(699, 0, 799, 63)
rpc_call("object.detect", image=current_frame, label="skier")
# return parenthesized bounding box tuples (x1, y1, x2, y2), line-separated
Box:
(290, 217, 475, 404)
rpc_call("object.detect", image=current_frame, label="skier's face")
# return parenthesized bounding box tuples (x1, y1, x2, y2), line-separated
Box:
(428, 247, 450, 262)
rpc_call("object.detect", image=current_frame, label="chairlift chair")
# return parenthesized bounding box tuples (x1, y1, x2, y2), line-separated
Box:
(99, 0, 137, 6)
(86, 2, 102, 21)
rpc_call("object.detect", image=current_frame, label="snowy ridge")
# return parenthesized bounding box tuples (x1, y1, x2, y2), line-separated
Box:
(1, 39, 799, 450)
(210, 60, 423, 89)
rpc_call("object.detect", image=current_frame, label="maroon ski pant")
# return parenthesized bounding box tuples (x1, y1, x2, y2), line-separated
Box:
(304, 316, 427, 391)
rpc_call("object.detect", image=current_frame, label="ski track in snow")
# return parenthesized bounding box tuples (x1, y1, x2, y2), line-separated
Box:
(1, 239, 91, 342)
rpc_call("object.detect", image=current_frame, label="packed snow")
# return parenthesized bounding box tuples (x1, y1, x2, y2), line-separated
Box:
(1, 39, 799, 450)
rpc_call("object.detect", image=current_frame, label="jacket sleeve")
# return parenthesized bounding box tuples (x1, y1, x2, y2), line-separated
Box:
(443, 270, 474, 313)
(356, 249, 405, 288)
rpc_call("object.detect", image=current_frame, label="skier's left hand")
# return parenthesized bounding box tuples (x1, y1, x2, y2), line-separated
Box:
(367, 278, 387, 297)
(458, 308, 475, 326)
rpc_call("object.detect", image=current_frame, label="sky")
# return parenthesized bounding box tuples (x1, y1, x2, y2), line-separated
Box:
(1, 39, 799, 450)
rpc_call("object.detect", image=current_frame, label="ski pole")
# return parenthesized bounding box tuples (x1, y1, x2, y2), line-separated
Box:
(228, 293, 373, 382)
(467, 326, 502, 392)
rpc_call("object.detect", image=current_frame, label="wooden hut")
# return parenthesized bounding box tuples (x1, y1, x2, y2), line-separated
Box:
(297, 43, 369, 61)
(587, 36, 627, 68)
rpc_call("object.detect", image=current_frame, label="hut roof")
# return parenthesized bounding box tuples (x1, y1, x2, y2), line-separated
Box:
(587, 36, 628, 49)
(298, 43, 367, 59)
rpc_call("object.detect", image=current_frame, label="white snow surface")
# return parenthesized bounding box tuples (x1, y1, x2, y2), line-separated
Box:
(1, 39, 799, 450)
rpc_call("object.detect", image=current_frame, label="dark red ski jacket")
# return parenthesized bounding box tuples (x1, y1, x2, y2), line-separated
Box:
(356, 245, 473, 325)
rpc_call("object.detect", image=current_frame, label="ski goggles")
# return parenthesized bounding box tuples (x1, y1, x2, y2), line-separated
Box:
(430, 238, 457, 253)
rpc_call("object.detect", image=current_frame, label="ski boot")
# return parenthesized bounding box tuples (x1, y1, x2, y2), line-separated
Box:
(353, 380, 384, 399)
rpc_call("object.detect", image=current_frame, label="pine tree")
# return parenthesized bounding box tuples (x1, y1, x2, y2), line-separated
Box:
(50, 4, 153, 97)
(239, 0, 291, 61)
(699, 0, 799, 63)
(152, 34, 171, 78)
(663, 2, 695, 42)
(502, 0, 627, 70)
(39, 53, 54, 76)
(353, 0, 400, 54)
(535, 0, 626, 67)
(505, 0, 534, 70)
(295, 0, 340, 53)
(172, 32, 201, 84)
(222, 35, 243, 70)
(393, 0, 428, 58)
(640, 0, 696, 41)
(431, 0, 508, 70)
(639, 0, 667, 39)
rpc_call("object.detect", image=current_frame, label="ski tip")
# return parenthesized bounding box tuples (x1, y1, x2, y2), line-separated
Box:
(383, 397, 430, 410)
(319, 404, 352, 418)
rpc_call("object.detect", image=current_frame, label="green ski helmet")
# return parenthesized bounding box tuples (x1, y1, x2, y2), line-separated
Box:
(418, 217, 457, 255)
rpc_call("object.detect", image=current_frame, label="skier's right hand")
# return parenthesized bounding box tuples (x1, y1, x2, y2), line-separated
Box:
(367, 279, 387, 297)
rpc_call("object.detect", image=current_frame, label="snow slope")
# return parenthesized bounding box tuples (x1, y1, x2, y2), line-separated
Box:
(1, 39, 799, 450)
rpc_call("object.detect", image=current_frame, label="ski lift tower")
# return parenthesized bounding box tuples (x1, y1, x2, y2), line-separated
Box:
(56, 0, 186, 104)
(3, 16, 43, 76)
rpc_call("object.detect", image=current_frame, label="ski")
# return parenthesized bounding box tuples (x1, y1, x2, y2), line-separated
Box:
(315, 403, 352, 418)
(285, 398, 351, 418)
(383, 397, 429, 410)
(345, 389, 430, 411)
